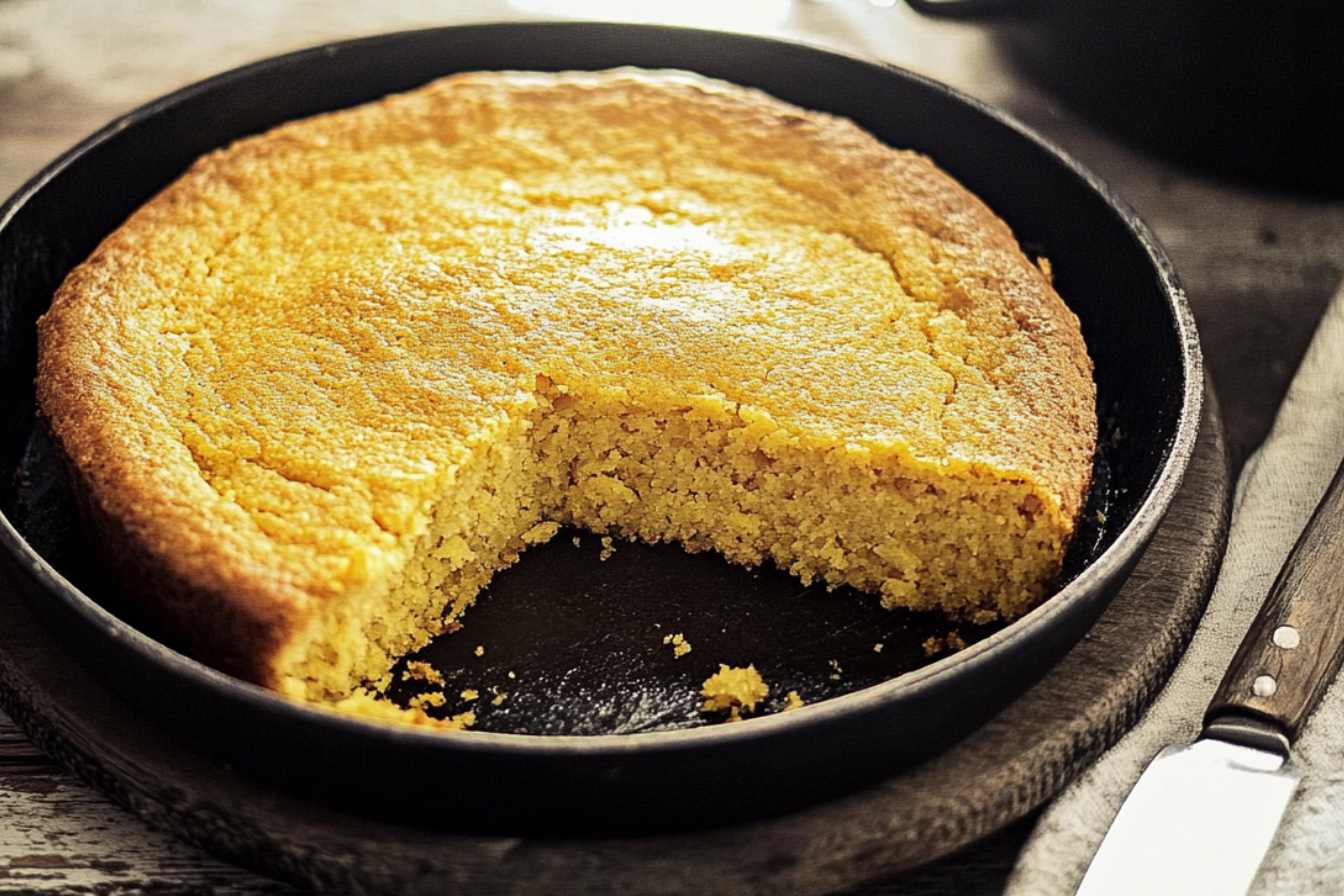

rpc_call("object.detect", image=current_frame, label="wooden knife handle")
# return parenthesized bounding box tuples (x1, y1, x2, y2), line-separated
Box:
(1207, 458, 1344, 741)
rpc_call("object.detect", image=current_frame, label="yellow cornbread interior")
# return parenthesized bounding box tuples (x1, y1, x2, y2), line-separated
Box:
(39, 71, 1093, 708)
(277, 375, 1065, 701)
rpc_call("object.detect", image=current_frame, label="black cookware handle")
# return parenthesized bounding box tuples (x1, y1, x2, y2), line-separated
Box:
(1206, 457, 1344, 747)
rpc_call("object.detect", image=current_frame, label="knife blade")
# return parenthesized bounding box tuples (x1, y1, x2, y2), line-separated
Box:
(1077, 455, 1344, 896)
(1076, 738, 1298, 896)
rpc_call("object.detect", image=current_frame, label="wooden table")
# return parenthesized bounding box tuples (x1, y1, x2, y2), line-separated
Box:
(1, 1, 1340, 892)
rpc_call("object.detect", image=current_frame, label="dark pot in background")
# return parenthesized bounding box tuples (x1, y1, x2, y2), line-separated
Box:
(908, 0, 1344, 194)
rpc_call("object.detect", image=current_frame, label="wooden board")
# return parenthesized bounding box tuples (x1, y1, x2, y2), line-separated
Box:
(0, 387, 1229, 895)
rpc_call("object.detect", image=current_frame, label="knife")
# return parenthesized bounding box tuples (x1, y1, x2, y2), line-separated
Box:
(1077, 456, 1344, 896)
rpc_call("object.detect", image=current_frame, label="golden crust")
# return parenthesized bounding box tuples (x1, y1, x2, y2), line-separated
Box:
(36, 69, 1096, 692)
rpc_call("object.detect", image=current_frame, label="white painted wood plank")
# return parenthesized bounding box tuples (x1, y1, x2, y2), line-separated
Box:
(0, 712, 294, 894)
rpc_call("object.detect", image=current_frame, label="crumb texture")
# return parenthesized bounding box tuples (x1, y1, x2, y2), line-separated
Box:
(701, 664, 770, 719)
(35, 68, 1096, 711)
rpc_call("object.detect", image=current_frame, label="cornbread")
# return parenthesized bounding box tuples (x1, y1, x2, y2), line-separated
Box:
(922, 631, 969, 657)
(35, 68, 1096, 711)
(331, 688, 473, 729)
(663, 632, 693, 658)
(407, 691, 446, 711)
(402, 660, 444, 687)
(701, 664, 771, 718)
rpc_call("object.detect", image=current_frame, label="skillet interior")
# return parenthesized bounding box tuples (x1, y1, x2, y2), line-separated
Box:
(0, 23, 1198, 830)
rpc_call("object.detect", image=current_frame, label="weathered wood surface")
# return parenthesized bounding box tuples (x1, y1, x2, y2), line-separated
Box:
(0, 0, 1336, 893)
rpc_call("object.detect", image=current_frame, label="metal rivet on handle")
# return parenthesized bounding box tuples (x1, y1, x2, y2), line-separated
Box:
(1253, 675, 1278, 698)
(1273, 625, 1300, 649)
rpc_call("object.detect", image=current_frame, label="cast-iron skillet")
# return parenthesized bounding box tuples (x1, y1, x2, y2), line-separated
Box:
(906, 0, 1344, 194)
(0, 22, 1200, 832)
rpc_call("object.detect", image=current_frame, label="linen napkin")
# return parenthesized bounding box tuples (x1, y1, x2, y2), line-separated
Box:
(1008, 278, 1344, 896)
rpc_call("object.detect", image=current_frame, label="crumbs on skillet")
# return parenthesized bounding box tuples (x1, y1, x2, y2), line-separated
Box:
(663, 632, 693, 658)
(701, 664, 769, 722)
(402, 660, 445, 686)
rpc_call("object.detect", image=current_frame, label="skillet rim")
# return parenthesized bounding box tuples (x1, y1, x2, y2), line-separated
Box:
(0, 20, 1203, 757)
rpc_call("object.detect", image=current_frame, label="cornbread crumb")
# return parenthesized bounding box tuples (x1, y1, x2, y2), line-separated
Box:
(461, 688, 479, 702)
(701, 664, 769, 719)
(572, 536, 582, 548)
(491, 690, 507, 706)
(402, 661, 444, 687)
(521, 521, 562, 545)
(474, 645, 485, 657)
(923, 631, 968, 656)
(784, 691, 805, 712)
(873, 642, 884, 654)
(507, 671, 517, 680)
(328, 689, 473, 730)
(662, 632, 693, 658)
(599, 536, 616, 561)
(409, 690, 446, 710)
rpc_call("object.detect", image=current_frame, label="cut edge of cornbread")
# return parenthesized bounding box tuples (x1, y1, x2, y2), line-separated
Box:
(272, 374, 1079, 704)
